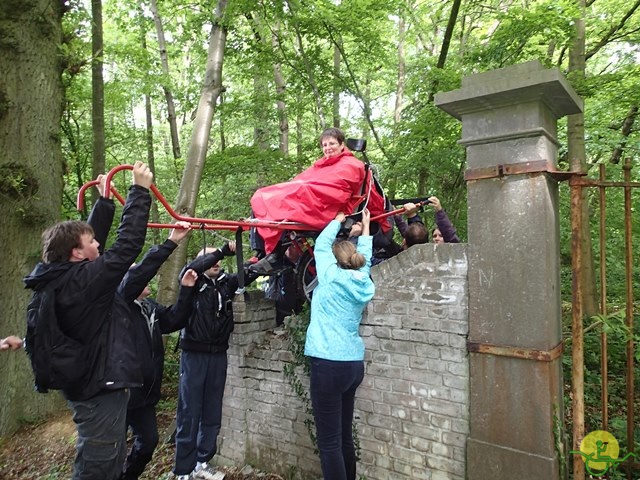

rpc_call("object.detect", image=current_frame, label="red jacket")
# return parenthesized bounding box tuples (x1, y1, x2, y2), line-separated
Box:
(251, 150, 389, 253)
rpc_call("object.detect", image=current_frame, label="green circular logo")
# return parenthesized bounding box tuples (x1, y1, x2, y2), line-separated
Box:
(579, 430, 619, 472)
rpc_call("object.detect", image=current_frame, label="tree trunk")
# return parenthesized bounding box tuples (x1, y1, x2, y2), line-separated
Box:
(156, 0, 229, 305)
(139, 8, 161, 244)
(286, 0, 327, 128)
(428, 0, 461, 102)
(150, 0, 181, 159)
(247, 16, 269, 149)
(91, 0, 105, 203)
(333, 44, 341, 128)
(0, 0, 67, 436)
(273, 29, 289, 155)
(609, 105, 638, 164)
(387, 10, 406, 199)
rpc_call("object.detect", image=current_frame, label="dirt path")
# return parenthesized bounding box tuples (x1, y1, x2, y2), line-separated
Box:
(0, 409, 283, 480)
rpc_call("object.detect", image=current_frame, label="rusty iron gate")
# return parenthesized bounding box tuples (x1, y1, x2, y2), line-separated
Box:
(570, 159, 639, 479)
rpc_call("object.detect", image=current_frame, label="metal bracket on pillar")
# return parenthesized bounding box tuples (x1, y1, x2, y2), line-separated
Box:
(464, 160, 579, 182)
(467, 340, 563, 362)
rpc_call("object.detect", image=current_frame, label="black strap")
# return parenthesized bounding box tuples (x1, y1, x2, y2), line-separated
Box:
(235, 227, 245, 294)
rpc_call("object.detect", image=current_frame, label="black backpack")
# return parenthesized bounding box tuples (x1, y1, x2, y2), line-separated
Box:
(25, 277, 90, 393)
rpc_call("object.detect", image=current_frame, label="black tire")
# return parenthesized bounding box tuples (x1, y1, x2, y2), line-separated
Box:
(295, 249, 317, 302)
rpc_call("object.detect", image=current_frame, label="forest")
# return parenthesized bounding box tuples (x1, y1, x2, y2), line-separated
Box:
(1, 0, 639, 465)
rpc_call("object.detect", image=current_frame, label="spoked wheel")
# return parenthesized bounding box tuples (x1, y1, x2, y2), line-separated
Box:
(295, 249, 317, 302)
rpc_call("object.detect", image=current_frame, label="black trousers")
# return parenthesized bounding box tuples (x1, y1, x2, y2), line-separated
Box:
(120, 404, 159, 480)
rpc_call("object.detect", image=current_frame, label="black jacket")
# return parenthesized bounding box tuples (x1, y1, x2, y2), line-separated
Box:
(23, 187, 151, 401)
(121, 240, 195, 408)
(178, 246, 258, 353)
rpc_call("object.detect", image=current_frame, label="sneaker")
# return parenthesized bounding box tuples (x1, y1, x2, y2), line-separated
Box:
(176, 475, 193, 480)
(193, 463, 225, 480)
(247, 252, 282, 275)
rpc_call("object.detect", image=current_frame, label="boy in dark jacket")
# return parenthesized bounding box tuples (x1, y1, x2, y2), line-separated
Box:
(119, 235, 198, 480)
(172, 244, 259, 480)
(23, 162, 153, 480)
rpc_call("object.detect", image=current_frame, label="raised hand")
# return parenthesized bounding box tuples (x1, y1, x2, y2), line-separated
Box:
(96, 174, 112, 199)
(0, 336, 23, 351)
(361, 209, 370, 236)
(169, 221, 191, 244)
(403, 202, 418, 218)
(181, 269, 198, 287)
(428, 196, 442, 212)
(132, 161, 153, 189)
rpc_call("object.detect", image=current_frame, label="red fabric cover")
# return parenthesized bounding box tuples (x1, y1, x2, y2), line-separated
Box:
(251, 150, 390, 253)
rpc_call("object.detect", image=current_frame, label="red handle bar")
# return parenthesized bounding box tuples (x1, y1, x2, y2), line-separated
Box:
(76, 164, 315, 231)
(370, 201, 427, 223)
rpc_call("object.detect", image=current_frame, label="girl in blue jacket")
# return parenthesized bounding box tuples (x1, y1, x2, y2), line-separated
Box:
(304, 209, 374, 480)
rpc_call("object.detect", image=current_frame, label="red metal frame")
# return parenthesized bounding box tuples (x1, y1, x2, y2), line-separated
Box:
(77, 164, 420, 231)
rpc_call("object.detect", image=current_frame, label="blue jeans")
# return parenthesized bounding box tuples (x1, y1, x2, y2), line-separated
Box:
(69, 389, 130, 480)
(309, 357, 365, 480)
(174, 351, 228, 475)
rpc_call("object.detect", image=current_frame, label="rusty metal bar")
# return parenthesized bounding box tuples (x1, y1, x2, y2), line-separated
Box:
(571, 179, 585, 480)
(464, 160, 578, 181)
(623, 157, 635, 480)
(598, 164, 609, 432)
(466, 341, 563, 361)
(570, 177, 640, 188)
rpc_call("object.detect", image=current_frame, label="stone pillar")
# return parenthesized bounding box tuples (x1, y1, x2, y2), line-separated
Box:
(434, 61, 582, 480)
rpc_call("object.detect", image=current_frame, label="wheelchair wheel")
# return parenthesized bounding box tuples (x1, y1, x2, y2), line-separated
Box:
(295, 249, 317, 301)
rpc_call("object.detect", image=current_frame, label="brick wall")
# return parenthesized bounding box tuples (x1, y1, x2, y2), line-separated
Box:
(216, 243, 469, 479)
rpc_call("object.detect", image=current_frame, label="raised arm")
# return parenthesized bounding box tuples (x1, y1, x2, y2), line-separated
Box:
(314, 215, 344, 281)
(429, 196, 460, 243)
(156, 269, 198, 333)
(356, 209, 373, 273)
(119, 221, 191, 303)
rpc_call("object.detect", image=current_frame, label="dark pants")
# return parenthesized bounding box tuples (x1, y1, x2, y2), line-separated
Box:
(69, 388, 130, 480)
(309, 357, 365, 480)
(120, 404, 159, 480)
(174, 350, 227, 475)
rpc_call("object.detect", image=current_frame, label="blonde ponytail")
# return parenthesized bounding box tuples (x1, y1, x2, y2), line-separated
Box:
(332, 240, 365, 270)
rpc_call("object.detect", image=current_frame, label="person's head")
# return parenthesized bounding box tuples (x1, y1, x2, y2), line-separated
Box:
(42, 221, 98, 264)
(403, 223, 428, 249)
(319, 127, 346, 158)
(332, 240, 366, 270)
(432, 228, 444, 244)
(198, 247, 222, 278)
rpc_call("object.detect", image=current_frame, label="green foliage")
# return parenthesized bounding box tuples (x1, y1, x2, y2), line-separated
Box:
(563, 309, 640, 458)
(464, 0, 578, 69)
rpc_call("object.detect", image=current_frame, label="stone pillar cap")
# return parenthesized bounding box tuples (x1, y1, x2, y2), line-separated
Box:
(435, 60, 583, 119)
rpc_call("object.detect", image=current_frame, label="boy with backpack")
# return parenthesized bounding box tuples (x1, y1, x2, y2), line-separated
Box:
(23, 162, 153, 480)
(83, 184, 200, 480)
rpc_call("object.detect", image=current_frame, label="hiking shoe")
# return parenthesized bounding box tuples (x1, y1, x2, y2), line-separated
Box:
(176, 474, 194, 480)
(247, 252, 281, 275)
(193, 463, 225, 480)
